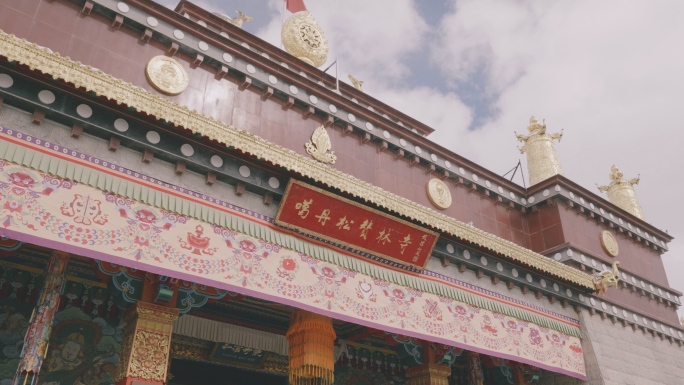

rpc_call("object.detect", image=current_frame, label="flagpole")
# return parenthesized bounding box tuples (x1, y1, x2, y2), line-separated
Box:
(323, 58, 339, 92)
(282, 0, 287, 25)
(281, 0, 287, 49)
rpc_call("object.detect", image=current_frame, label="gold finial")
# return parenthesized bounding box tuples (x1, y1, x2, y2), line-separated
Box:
(305, 126, 336, 164)
(348, 74, 363, 91)
(592, 262, 620, 295)
(213, 11, 253, 28)
(597, 165, 644, 219)
(281, 11, 329, 67)
(514, 116, 563, 186)
(527, 116, 546, 133)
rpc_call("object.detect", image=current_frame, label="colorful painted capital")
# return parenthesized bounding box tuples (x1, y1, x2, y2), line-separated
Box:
(276, 180, 439, 269)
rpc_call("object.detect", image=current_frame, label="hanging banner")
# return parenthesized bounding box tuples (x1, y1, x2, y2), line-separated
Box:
(276, 180, 438, 269)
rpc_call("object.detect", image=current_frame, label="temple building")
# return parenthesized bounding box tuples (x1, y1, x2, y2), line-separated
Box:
(0, 0, 682, 384)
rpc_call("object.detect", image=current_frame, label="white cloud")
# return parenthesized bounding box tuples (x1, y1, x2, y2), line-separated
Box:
(374, 86, 473, 139)
(256, 0, 429, 85)
(429, 0, 684, 311)
(254, 2, 473, 141)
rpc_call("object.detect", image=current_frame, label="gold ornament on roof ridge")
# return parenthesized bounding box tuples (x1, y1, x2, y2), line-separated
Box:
(515, 116, 563, 186)
(0, 31, 596, 289)
(305, 125, 336, 164)
(281, 11, 329, 67)
(348, 74, 363, 91)
(592, 261, 620, 295)
(597, 165, 645, 220)
(213, 11, 253, 28)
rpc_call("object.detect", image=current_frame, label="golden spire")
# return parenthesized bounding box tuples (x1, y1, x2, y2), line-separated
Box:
(597, 165, 645, 220)
(281, 11, 329, 67)
(515, 116, 563, 186)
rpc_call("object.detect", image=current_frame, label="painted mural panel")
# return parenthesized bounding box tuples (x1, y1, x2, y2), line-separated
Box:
(0, 263, 124, 385)
(0, 264, 37, 385)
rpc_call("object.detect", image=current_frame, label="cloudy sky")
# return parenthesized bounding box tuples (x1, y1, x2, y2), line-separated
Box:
(160, 0, 684, 315)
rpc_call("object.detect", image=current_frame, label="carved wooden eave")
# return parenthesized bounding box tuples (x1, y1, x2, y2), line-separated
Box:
(0, 31, 596, 289)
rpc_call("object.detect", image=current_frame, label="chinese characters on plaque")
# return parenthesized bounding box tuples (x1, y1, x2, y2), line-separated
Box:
(275, 180, 438, 269)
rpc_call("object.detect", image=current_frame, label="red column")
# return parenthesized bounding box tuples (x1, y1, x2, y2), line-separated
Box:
(13, 251, 70, 385)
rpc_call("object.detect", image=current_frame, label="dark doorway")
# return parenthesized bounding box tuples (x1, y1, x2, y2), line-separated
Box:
(168, 358, 288, 385)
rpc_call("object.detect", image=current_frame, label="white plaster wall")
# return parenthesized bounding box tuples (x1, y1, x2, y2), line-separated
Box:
(539, 309, 684, 385)
(573, 309, 684, 385)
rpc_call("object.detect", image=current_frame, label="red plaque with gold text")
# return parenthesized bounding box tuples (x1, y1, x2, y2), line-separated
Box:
(275, 180, 438, 269)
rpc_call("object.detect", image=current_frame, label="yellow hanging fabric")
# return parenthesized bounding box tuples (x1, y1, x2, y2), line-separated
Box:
(286, 310, 336, 385)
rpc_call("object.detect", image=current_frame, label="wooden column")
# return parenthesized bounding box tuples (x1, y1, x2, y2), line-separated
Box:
(406, 340, 451, 385)
(466, 351, 484, 385)
(115, 301, 179, 385)
(514, 366, 526, 385)
(406, 363, 451, 385)
(13, 251, 69, 385)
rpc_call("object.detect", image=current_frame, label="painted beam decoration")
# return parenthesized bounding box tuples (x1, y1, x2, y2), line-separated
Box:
(276, 180, 438, 269)
(0, 133, 586, 379)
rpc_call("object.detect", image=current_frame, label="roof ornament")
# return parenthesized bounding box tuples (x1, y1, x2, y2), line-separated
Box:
(592, 261, 620, 295)
(597, 165, 644, 219)
(305, 125, 336, 164)
(213, 11, 253, 28)
(281, 11, 329, 67)
(514, 116, 563, 186)
(348, 74, 363, 91)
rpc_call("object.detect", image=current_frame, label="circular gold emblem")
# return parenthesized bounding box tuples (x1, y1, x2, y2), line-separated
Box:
(281, 11, 329, 67)
(600, 230, 619, 257)
(145, 56, 188, 95)
(427, 178, 452, 210)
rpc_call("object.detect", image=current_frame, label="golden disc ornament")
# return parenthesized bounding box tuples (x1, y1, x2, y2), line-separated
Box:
(600, 230, 619, 257)
(145, 55, 188, 95)
(427, 178, 452, 210)
(281, 11, 329, 67)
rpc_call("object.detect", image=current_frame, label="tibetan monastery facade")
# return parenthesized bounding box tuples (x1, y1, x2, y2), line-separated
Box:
(0, 0, 681, 384)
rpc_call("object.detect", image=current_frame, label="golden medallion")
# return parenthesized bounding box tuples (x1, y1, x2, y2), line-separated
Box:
(427, 178, 452, 210)
(145, 56, 188, 95)
(600, 230, 619, 257)
(281, 11, 329, 67)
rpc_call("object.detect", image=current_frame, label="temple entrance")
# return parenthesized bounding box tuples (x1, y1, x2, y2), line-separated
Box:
(0, 246, 550, 385)
(167, 359, 287, 385)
